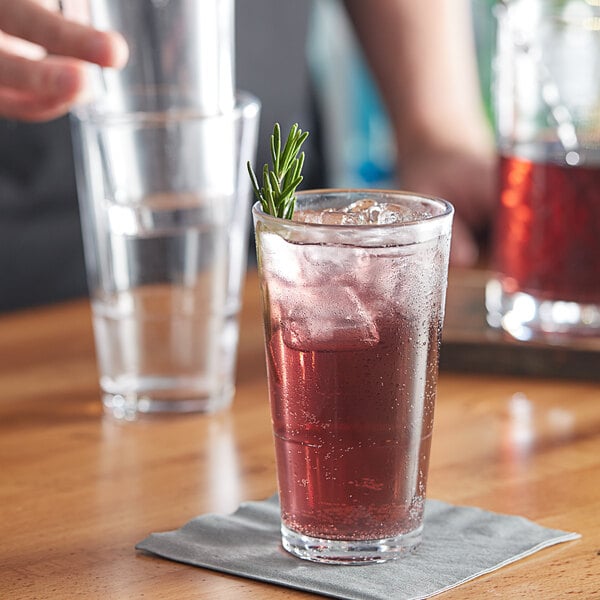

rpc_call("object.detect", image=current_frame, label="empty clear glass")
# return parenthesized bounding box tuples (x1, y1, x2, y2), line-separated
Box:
(71, 93, 260, 419)
(62, 0, 235, 114)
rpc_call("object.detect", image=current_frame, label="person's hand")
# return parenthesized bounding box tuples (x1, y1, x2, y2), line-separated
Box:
(0, 0, 128, 121)
(400, 141, 497, 268)
(342, 0, 496, 267)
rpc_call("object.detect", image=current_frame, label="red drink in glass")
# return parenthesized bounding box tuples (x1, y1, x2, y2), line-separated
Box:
(493, 154, 600, 305)
(254, 191, 453, 563)
(268, 313, 439, 542)
(488, 1, 600, 339)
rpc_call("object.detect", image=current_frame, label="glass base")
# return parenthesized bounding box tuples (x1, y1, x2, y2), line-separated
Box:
(280, 523, 422, 564)
(102, 387, 233, 420)
(486, 278, 600, 342)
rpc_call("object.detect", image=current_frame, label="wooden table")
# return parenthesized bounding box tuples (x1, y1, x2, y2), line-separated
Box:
(1, 270, 599, 599)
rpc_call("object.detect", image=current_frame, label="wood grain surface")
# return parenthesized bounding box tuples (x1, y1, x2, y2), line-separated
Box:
(1, 270, 599, 599)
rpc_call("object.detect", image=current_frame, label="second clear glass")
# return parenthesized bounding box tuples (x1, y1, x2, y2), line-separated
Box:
(71, 93, 260, 419)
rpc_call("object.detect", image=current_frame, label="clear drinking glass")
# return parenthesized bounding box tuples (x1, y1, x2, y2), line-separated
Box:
(486, 0, 600, 341)
(253, 190, 453, 563)
(71, 93, 260, 419)
(61, 0, 235, 115)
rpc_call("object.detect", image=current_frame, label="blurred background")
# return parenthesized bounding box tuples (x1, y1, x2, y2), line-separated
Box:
(0, 0, 496, 313)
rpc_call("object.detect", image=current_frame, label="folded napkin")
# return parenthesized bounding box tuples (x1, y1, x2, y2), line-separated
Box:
(136, 494, 579, 600)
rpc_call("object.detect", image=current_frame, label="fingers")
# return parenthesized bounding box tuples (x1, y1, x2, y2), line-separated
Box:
(0, 49, 83, 98)
(0, 51, 87, 121)
(0, 0, 128, 68)
(0, 87, 73, 121)
(0, 0, 128, 120)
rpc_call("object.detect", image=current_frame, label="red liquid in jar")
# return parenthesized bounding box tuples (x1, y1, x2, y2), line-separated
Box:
(493, 154, 600, 304)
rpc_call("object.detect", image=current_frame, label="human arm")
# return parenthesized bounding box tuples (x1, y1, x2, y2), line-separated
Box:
(0, 0, 128, 122)
(343, 0, 496, 266)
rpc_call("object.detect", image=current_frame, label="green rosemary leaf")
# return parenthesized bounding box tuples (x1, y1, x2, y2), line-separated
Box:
(280, 174, 303, 201)
(247, 162, 262, 199)
(296, 151, 306, 176)
(262, 164, 276, 216)
(269, 170, 281, 196)
(271, 123, 281, 174)
(247, 123, 309, 219)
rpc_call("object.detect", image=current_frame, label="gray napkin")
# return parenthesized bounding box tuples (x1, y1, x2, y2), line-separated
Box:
(136, 495, 580, 600)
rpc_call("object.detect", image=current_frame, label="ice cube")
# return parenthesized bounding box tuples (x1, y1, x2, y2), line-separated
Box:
(293, 208, 356, 225)
(293, 209, 331, 224)
(342, 199, 382, 222)
(280, 285, 380, 352)
(298, 243, 370, 286)
(291, 209, 313, 223)
(294, 199, 429, 226)
(377, 203, 421, 224)
(259, 231, 303, 284)
(345, 199, 430, 224)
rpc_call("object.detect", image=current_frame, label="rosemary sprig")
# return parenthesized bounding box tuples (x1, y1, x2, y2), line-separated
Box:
(247, 122, 309, 219)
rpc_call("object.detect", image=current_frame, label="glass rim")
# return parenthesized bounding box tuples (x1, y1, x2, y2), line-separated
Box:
(70, 90, 260, 125)
(252, 189, 454, 233)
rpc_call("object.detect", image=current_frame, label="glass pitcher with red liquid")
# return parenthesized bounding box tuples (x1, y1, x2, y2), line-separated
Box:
(486, 0, 600, 341)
